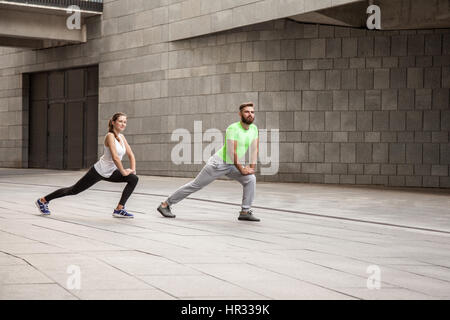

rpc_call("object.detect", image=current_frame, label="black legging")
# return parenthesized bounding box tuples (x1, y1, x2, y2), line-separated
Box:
(45, 167, 139, 206)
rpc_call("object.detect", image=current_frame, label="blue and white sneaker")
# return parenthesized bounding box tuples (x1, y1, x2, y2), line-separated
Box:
(113, 208, 134, 219)
(35, 199, 50, 215)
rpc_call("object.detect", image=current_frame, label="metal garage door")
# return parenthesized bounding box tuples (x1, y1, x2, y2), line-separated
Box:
(28, 66, 99, 170)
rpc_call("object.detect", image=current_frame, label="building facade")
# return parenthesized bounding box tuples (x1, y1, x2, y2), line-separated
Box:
(0, 0, 449, 188)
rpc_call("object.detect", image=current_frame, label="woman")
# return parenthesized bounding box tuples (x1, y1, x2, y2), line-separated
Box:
(35, 112, 139, 218)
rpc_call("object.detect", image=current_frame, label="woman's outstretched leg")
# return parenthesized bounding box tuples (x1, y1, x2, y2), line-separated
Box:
(36, 167, 102, 215)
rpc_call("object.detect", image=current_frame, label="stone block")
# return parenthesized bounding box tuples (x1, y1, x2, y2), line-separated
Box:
(381, 164, 397, 175)
(440, 144, 450, 165)
(310, 112, 325, 131)
(390, 68, 407, 89)
(333, 91, 349, 110)
(365, 132, 381, 142)
(397, 164, 414, 175)
(442, 67, 450, 88)
(311, 39, 326, 58)
(398, 132, 414, 143)
(407, 35, 424, 56)
(309, 143, 324, 162)
(281, 40, 296, 59)
(294, 143, 308, 162)
(389, 143, 406, 163)
(340, 143, 356, 163)
(442, 110, 450, 130)
(390, 111, 406, 131)
(357, 69, 373, 89)
(252, 72, 265, 91)
(342, 38, 357, 57)
(356, 143, 372, 163)
(398, 88, 415, 110)
(433, 89, 449, 110)
(358, 37, 374, 57)
(391, 35, 407, 56)
(295, 71, 310, 90)
(348, 164, 364, 174)
(373, 143, 389, 163)
(415, 89, 432, 110)
(349, 90, 364, 110)
(341, 69, 357, 89)
(424, 68, 441, 88)
(389, 176, 405, 187)
(340, 111, 356, 131)
(431, 165, 448, 176)
(310, 71, 326, 90)
(302, 91, 317, 110)
(374, 68, 390, 89)
(423, 176, 439, 187)
(325, 111, 341, 131)
(340, 175, 356, 184)
(317, 91, 333, 110)
(406, 111, 423, 131)
(357, 111, 373, 131)
(325, 70, 340, 90)
(381, 89, 398, 110)
(373, 175, 388, 185)
(425, 34, 442, 55)
(326, 38, 341, 58)
(423, 143, 440, 164)
(296, 39, 310, 59)
(374, 36, 390, 56)
(348, 132, 364, 142)
(364, 164, 380, 175)
(325, 143, 340, 163)
(333, 132, 348, 142)
(423, 110, 440, 131)
(294, 111, 309, 131)
(365, 90, 381, 110)
(267, 40, 281, 60)
(332, 163, 348, 174)
(407, 68, 424, 88)
(405, 176, 422, 187)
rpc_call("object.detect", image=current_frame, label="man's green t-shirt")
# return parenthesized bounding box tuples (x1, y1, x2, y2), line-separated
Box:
(216, 122, 258, 164)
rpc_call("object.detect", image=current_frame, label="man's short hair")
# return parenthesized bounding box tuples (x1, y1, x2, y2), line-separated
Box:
(239, 102, 254, 111)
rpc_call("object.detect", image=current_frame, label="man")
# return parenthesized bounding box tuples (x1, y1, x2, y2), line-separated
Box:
(157, 102, 260, 222)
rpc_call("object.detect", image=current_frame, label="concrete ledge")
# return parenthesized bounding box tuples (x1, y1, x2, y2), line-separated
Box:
(0, 7, 87, 48)
(168, 0, 363, 41)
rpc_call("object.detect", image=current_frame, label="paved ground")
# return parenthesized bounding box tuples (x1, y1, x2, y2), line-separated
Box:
(0, 168, 449, 300)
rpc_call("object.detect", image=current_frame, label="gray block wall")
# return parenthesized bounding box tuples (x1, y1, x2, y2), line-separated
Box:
(0, 0, 449, 188)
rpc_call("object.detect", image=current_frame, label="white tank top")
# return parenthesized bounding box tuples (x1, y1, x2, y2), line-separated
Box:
(94, 134, 126, 178)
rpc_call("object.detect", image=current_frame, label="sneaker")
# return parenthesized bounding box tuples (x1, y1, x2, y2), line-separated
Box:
(35, 199, 50, 215)
(238, 209, 260, 222)
(113, 208, 134, 218)
(157, 203, 176, 218)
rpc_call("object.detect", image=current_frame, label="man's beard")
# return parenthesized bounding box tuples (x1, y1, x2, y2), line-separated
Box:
(241, 115, 254, 125)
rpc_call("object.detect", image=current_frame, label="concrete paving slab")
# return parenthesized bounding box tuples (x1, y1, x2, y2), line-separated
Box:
(0, 284, 77, 300)
(0, 169, 449, 300)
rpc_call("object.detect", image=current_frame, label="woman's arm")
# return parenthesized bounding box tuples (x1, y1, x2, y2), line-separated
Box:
(121, 135, 136, 173)
(105, 133, 129, 176)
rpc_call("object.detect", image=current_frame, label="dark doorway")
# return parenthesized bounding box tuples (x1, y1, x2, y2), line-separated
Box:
(28, 66, 99, 170)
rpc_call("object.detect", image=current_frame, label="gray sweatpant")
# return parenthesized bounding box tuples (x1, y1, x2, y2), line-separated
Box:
(166, 155, 256, 211)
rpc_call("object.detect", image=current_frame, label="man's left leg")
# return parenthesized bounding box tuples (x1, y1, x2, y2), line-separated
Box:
(226, 168, 260, 222)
